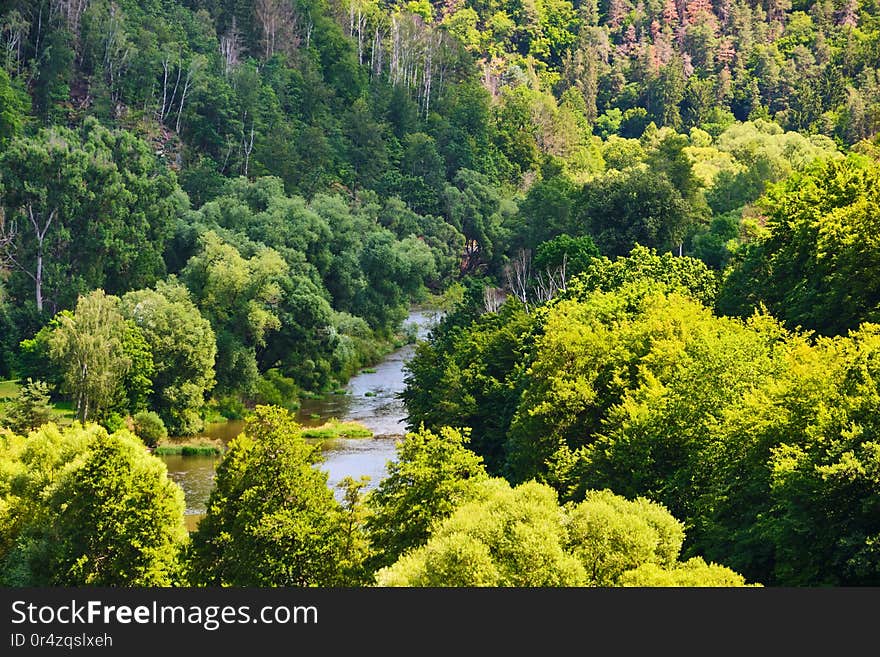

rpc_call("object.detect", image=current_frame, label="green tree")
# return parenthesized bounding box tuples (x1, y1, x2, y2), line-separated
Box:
(344, 97, 389, 190)
(696, 324, 880, 585)
(644, 55, 686, 129)
(646, 132, 704, 210)
(504, 284, 766, 486)
(0, 120, 186, 316)
(364, 426, 489, 571)
(565, 489, 685, 586)
(132, 410, 168, 448)
(401, 299, 537, 473)
(375, 479, 586, 586)
(48, 290, 131, 423)
(117, 320, 156, 416)
(257, 274, 336, 391)
(619, 557, 753, 586)
(576, 169, 697, 257)
(120, 282, 216, 436)
(443, 168, 514, 274)
(15, 319, 66, 395)
(376, 480, 750, 586)
(514, 173, 579, 248)
(187, 405, 353, 586)
(182, 230, 288, 394)
(397, 133, 446, 215)
(1, 423, 188, 586)
(717, 156, 880, 336)
(533, 234, 600, 278)
(0, 68, 28, 144)
(570, 245, 719, 306)
(1, 379, 54, 434)
(353, 231, 437, 331)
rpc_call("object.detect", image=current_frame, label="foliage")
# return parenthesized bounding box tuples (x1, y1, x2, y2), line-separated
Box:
(376, 480, 751, 586)
(406, 262, 880, 585)
(132, 411, 168, 448)
(0, 119, 185, 316)
(0, 423, 188, 586)
(402, 300, 538, 473)
(693, 324, 880, 585)
(565, 489, 685, 586)
(364, 426, 489, 571)
(376, 479, 585, 586)
(120, 282, 217, 436)
(534, 234, 600, 278)
(182, 230, 288, 394)
(718, 156, 880, 336)
(1, 379, 54, 435)
(619, 557, 753, 587)
(569, 245, 719, 306)
(576, 168, 698, 256)
(47, 290, 132, 423)
(0, 0, 879, 590)
(187, 406, 362, 586)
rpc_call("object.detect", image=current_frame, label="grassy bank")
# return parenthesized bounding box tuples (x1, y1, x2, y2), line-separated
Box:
(154, 435, 225, 456)
(301, 419, 373, 440)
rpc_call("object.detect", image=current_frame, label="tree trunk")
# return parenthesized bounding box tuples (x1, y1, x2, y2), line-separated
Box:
(35, 247, 43, 313)
(29, 204, 55, 314)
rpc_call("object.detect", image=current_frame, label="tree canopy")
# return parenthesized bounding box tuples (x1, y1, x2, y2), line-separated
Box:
(0, 423, 188, 586)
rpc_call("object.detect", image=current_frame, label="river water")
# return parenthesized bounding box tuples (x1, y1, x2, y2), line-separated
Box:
(160, 308, 439, 530)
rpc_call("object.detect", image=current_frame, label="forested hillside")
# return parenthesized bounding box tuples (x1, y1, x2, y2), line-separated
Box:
(1, 0, 879, 587)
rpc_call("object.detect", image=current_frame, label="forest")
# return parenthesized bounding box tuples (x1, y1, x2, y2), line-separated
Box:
(1, 0, 879, 587)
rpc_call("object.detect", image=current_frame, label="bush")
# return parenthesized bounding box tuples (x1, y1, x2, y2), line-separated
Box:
(215, 395, 246, 420)
(133, 411, 168, 448)
(101, 412, 127, 434)
(253, 369, 299, 410)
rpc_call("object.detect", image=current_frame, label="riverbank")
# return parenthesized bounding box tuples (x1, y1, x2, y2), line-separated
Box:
(300, 419, 373, 440)
(154, 438, 224, 456)
(160, 307, 441, 522)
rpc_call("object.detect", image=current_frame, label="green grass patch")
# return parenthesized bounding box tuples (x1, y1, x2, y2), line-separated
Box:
(0, 379, 20, 398)
(0, 380, 20, 417)
(301, 419, 373, 440)
(155, 435, 224, 455)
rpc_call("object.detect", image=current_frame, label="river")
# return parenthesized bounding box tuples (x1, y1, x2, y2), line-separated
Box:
(160, 308, 439, 530)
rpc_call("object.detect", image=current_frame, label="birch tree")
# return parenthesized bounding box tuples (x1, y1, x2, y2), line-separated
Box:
(48, 289, 131, 423)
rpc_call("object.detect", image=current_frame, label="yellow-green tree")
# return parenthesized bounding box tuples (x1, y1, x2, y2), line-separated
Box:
(718, 155, 880, 336)
(0, 423, 188, 585)
(376, 480, 751, 586)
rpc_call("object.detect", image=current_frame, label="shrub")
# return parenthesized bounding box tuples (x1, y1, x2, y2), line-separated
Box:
(133, 410, 168, 448)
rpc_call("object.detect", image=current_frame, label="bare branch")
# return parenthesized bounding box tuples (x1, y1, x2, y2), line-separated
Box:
(504, 248, 532, 312)
(483, 286, 506, 313)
